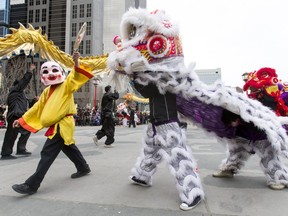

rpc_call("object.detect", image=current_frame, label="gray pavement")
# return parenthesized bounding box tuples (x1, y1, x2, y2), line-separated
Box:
(0, 125, 288, 216)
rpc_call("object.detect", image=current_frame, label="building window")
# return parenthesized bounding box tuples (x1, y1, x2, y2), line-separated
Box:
(36, 0, 40, 5)
(71, 41, 75, 53)
(80, 4, 85, 18)
(79, 22, 84, 30)
(35, 9, 40, 23)
(72, 5, 77, 19)
(72, 23, 77, 37)
(86, 22, 91, 35)
(28, 10, 33, 23)
(86, 40, 91, 54)
(84, 83, 89, 92)
(42, 9, 46, 22)
(42, 0, 47, 4)
(87, 4, 92, 17)
(29, 0, 33, 6)
(41, 25, 46, 34)
(79, 42, 84, 54)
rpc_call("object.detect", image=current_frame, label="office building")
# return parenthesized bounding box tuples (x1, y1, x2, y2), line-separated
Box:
(10, 0, 27, 28)
(195, 68, 222, 85)
(0, 0, 10, 36)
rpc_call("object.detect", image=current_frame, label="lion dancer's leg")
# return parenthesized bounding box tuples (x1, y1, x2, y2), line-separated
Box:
(253, 140, 288, 190)
(163, 123, 204, 210)
(130, 122, 204, 210)
(130, 123, 163, 186)
(213, 138, 252, 177)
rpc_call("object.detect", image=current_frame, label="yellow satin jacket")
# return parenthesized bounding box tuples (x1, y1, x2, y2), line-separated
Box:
(19, 66, 93, 145)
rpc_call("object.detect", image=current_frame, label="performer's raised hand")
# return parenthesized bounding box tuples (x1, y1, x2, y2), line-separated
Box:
(29, 63, 36, 72)
(72, 51, 80, 68)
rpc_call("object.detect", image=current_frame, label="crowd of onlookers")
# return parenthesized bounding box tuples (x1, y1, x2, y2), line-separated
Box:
(74, 106, 150, 127)
(0, 104, 7, 128)
(0, 104, 150, 128)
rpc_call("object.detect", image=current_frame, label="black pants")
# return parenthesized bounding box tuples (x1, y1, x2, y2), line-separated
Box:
(96, 113, 115, 144)
(129, 119, 136, 128)
(1, 118, 31, 156)
(25, 127, 89, 190)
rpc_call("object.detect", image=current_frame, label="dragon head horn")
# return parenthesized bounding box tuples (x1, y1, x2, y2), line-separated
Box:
(18, 22, 26, 30)
(27, 23, 36, 31)
(38, 27, 43, 34)
(9, 28, 18, 34)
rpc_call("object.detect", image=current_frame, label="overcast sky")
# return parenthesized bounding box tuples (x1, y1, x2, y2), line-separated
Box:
(147, 0, 288, 87)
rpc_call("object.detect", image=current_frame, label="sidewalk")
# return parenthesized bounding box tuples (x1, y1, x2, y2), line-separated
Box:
(0, 125, 288, 216)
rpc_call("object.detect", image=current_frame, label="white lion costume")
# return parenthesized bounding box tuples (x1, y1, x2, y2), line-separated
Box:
(107, 8, 288, 210)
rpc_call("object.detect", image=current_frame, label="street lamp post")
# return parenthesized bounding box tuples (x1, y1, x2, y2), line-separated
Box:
(92, 78, 100, 110)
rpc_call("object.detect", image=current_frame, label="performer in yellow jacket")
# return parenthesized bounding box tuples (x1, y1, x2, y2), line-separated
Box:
(11, 51, 92, 195)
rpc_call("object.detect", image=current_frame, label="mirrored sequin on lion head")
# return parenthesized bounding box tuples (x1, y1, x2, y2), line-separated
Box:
(40, 61, 66, 86)
(108, 8, 185, 73)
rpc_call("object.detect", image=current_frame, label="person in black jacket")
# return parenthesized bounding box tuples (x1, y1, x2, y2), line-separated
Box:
(93, 85, 119, 147)
(128, 106, 136, 128)
(0, 64, 35, 159)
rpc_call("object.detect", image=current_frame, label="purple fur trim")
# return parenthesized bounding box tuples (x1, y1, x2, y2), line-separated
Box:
(176, 95, 236, 138)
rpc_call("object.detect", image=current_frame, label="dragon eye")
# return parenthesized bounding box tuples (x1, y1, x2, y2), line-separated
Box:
(261, 72, 268, 78)
(128, 24, 137, 39)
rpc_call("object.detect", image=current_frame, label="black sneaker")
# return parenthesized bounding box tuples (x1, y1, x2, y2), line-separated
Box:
(71, 166, 91, 179)
(180, 195, 202, 211)
(1, 155, 17, 160)
(16, 151, 32, 156)
(129, 176, 150, 187)
(12, 183, 37, 195)
(105, 137, 115, 145)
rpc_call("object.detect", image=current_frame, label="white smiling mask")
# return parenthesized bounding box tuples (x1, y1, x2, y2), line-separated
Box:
(40, 61, 66, 86)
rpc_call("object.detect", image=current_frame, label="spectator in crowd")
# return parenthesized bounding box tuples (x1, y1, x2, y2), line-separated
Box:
(93, 85, 119, 147)
(1, 64, 35, 160)
(128, 106, 136, 128)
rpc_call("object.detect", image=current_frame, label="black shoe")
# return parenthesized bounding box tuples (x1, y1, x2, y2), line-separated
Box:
(180, 195, 202, 211)
(1, 155, 17, 160)
(16, 151, 32, 156)
(105, 137, 115, 145)
(12, 183, 37, 195)
(71, 166, 91, 179)
(129, 176, 150, 187)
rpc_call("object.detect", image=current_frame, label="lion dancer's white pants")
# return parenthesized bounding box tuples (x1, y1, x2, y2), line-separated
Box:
(131, 122, 205, 204)
(219, 137, 288, 186)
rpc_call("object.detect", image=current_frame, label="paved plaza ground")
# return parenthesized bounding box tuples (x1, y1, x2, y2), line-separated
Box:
(0, 125, 288, 216)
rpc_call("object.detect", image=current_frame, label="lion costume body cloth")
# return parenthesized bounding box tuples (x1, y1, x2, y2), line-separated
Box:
(107, 8, 288, 203)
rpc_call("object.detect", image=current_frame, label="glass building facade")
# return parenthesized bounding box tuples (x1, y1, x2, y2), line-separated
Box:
(0, 0, 10, 37)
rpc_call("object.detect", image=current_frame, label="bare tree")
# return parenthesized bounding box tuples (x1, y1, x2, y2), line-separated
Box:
(0, 54, 38, 104)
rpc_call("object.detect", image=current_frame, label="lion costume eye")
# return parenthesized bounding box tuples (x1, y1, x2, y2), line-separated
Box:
(128, 24, 137, 39)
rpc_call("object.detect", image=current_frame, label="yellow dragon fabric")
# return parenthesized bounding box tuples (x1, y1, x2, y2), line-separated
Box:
(123, 93, 149, 104)
(0, 23, 107, 73)
(0, 23, 149, 103)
